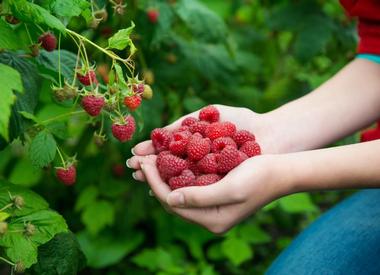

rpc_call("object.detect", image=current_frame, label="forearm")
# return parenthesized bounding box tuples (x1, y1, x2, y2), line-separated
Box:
(281, 140, 380, 193)
(261, 58, 380, 154)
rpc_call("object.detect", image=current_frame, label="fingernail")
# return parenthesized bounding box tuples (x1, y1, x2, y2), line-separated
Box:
(131, 148, 136, 156)
(167, 192, 185, 207)
(132, 172, 137, 180)
(149, 189, 154, 197)
(126, 159, 131, 168)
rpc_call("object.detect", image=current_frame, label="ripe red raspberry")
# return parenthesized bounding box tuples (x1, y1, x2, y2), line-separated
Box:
(239, 151, 248, 162)
(56, 165, 76, 186)
(177, 126, 190, 132)
(124, 95, 142, 111)
(199, 105, 220, 123)
(156, 153, 188, 181)
(181, 117, 199, 127)
(168, 169, 195, 190)
(147, 9, 159, 23)
(360, 128, 380, 142)
(151, 128, 172, 152)
(132, 83, 145, 94)
(240, 141, 261, 157)
(217, 146, 241, 174)
(187, 159, 202, 176)
(112, 164, 125, 178)
(38, 32, 57, 52)
(189, 121, 209, 136)
(205, 122, 236, 140)
(211, 137, 237, 153)
(187, 137, 211, 161)
(195, 174, 221, 186)
(81, 94, 105, 116)
(111, 115, 136, 142)
(197, 153, 218, 174)
(169, 130, 191, 156)
(77, 70, 98, 86)
(233, 130, 255, 146)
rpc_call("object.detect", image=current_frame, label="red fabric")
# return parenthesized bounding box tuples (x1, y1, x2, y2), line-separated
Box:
(360, 120, 380, 142)
(340, 0, 380, 54)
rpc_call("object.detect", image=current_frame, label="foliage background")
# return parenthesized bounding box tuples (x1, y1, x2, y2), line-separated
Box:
(0, 0, 359, 274)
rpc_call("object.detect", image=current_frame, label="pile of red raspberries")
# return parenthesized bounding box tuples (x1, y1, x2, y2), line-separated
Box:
(150, 105, 261, 190)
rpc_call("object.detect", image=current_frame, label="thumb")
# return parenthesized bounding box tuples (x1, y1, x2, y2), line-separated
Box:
(166, 178, 244, 208)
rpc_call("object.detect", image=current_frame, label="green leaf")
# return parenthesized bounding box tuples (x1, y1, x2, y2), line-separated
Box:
(221, 237, 253, 266)
(81, 200, 115, 235)
(0, 64, 23, 141)
(238, 223, 271, 244)
(9, 158, 43, 187)
(0, 210, 68, 268)
(0, 181, 49, 217)
(9, 0, 66, 32)
(108, 22, 136, 55)
(279, 193, 318, 213)
(132, 247, 180, 272)
(48, 0, 90, 18)
(18, 111, 40, 124)
(0, 211, 11, 222)
(75, 185, 98, 212)
(29, 130, 57, 169)
(183, 96, 206, 112)
(77, 230, 144, 268)
(0, 20, 24, 50)
(32, 232, 86, 275)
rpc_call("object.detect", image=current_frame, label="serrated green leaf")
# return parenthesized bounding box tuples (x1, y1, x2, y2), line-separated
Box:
(29, 130, 57, 169)
(48, 0, 90, 18)
(279, 193, 318, 213)
(45, 122, 68, 140)
(18, 111, 40, 124)
(75, 185, 98, 212)
(81, 200, 115, 235)
(0, 211, 11, 222)
(0, 210, 68, 268)
(221, 237, 253, 266)
(108, 22, 136, 54)
(113, 63, 127, 86)
(0, 20, 23, 50)
(77, 230, 144, 268)
(0, 63, 23, 141)
(9, 0, 66, 32)
(32, 232, 86, 275)
(0, 181, 49, 216)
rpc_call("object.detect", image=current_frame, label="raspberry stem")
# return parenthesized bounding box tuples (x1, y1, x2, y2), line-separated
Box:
(56, 147, 66, 168)
(0, 203, 13, 212)
(0, 256, 15, 266)
(39, 110, 85, 125)
(58, 33, 62, 87)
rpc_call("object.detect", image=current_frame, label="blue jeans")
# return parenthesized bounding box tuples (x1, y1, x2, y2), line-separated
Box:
(267, 190, 380, 275)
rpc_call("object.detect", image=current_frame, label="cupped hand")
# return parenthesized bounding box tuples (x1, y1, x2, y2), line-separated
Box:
(133, 154, 290, 234)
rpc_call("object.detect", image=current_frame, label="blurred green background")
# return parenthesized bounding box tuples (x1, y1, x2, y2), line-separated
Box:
(0, 0, 359, 274)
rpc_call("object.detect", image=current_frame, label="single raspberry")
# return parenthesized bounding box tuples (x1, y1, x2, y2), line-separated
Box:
(124, 95, 142, 111)
(112, 115, 136, 142)
(0, 222, 8, 235)
(56, 165, 76, 185)
(38, 32, 57, 52)
(187, 137, 211, 161)
(205, 122, 236, 140)
(77, 70, 98, 86)
(81, 94, 105, 116)
(217, 146, 241, 174)
(211, 137, 237, 153)
(189, 121, 209, 136)
(195, 174, 221, 186)
(233, 130, 255, 146)
(199, 105, 220, 123)
(187, 159, 202, 176)
(223, 122, 237, 137)
(197, 153, 218, 174)
(177, 126, 190, 132)
(181, 117, 199, 127)
(239, 151, 248, 162)
(156, 151, 171, 169)
(168, 169, 195, 190)
(169, 130, 191, 156)
(142, 84, 153, 99)
(112, 164, 125, 178)
(156, 153, 188, 181)
(12, 195, 25, 209)
(147, 8, 159, 23)
(151, 128, 172, 152)
(360, 128, 380, 142)
(240, 141, 261, 157)
(133, 83, 145, 94)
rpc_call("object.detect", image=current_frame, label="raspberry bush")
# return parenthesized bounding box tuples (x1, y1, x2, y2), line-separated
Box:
(0, 0, 358, 274)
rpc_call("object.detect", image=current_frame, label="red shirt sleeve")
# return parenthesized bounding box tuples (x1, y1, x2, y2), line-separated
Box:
(340, 0, 380, 55)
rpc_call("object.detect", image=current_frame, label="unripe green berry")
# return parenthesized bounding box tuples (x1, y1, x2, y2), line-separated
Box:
(0, 221, 8, 235)
(142, 85, 153, 100)
(13, 195, 24, 209)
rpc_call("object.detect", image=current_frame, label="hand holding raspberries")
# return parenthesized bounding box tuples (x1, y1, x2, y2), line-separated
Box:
(149, 105, 261, 190)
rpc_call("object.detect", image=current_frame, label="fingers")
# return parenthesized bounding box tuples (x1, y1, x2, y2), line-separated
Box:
(166, 177, 244, 208)
(132, 170, 145, 182)
(139, 156, 171, 202)
(132, 140, 155, 156)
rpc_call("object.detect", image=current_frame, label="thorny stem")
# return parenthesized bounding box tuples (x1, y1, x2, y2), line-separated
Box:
(0, 257, 15, 266)
(0, 203, 13, 212)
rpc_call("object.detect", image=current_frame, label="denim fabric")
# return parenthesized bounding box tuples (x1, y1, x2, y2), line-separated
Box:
(266, 190, 380, 275)
(357, 54, 380, 64)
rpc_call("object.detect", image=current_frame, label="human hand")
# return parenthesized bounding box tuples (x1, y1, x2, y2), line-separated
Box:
(133, 154, 290, 234)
